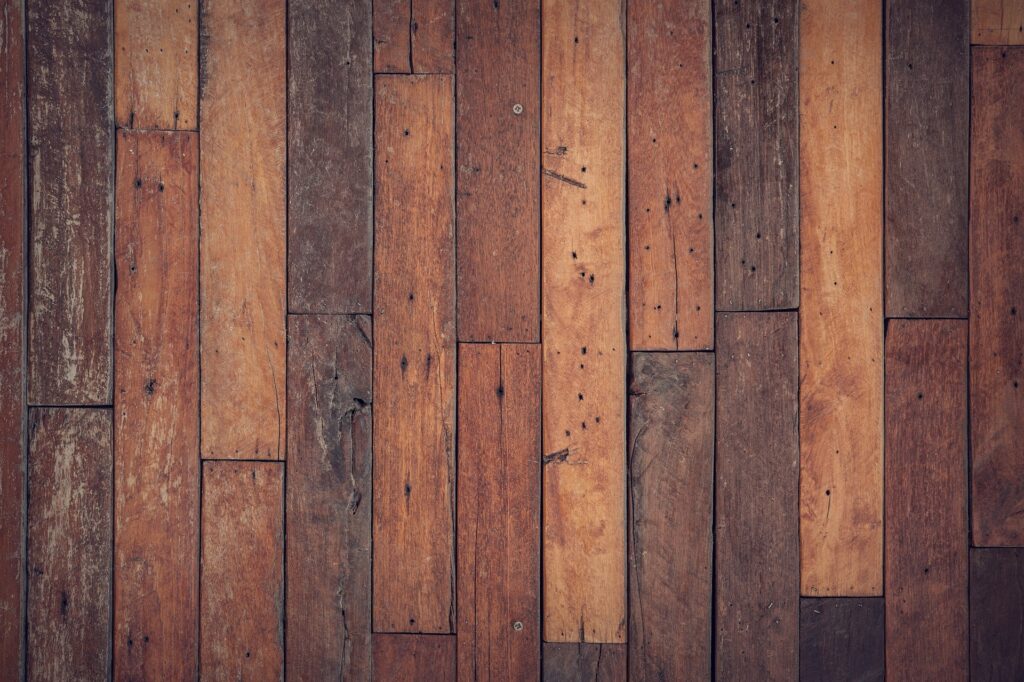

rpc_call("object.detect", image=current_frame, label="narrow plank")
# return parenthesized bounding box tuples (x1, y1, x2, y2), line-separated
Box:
(628, 352, 713, 680)
(970, 47, 1024, 547)
(373, 74, 455, 633)
(542, 643, 627, 682)
(373, 0, 411, 73)
(457, 343, 541, 681)
(456, 0, 539, 342)
(799, 598, 884, 681)
(973, 0, 1024, 44)
(542, 0, 626, 644)
(885, 0, 969, 317)
(288, 0, 373, 314)
(200, 461, 284, 680)
(799, 0, 883, 596)
(715, 312, 799, 679)
(286, 314, 372, 680)
(713, 0, 798, 311)
(971, 549, 1024, 680)
(373, 634, 456, 681)
(199, 0, 286, 459)
(373, 0, 454, 74)
(26, 408, 112, 681)
(27, 0, 112, 405)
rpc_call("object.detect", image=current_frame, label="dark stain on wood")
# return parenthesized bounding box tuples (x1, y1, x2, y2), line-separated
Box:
(800, 598, 884, 681)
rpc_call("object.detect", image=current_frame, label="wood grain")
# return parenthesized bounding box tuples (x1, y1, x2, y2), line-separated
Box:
(628, 352, 713, 680)
(373, 0, 454, 73)
(799, 0, 884, 596)
(373, 74, 455, 634)
(715, 312, 799, 680)
(199, 0, 286, 459)
(542, 643, 627, 682)
(885, 319, 968, 679)
(286, 314, 372, 680)
(113, 130, 199, 680)
(800, 598, 884, 681)
(973, 0, 1024, 44)
(373, 0, 411, 73)
(374, 634, 456, 681)
(970, 548, 1024, 680)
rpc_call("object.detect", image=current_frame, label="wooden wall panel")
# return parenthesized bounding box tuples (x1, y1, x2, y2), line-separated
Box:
(373, 0, 454, 74)
(973, 0, 1024, 44)
(628, 352, 713, 680)
(628, 0, 712, 349)
(800, 598, 884, 681)
(199, 0, 286, 459)
(971, 549, 1024, 680)
(542, 643, 627, 682)
(715, 312, 799, 680)
(373, 74, 455, 633)
(799, 0, 883, 596)
(374, 634, 456, 681)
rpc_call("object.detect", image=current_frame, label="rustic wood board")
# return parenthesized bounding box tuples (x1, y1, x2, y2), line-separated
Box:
(199, 0, 286, 459)
(373, 634, 456, 681)
(800, 598, 884, 681)
(27, 0, 112, 406)
(970, 47, 1024, 547)
(26, 408, 112, 682)
(542, 643, 627, 681)
(970, 548, 1024, 680)
(973, 0, 1024, 44)
(799, 0, 884, 596)
(286, 314, 372, 680)
(373, 0, 454, 73)
(628, 352, 713, 680)
(713, 0, 798, 311)
(457, 343, 541, 680)
(113, 130, 199, 680)
(288, 0, 373, 314)
(373, 74, 455, 634)
(715, 312, 799, 679)
(456, 0, 539, 342)
(373, 0, 411, 72)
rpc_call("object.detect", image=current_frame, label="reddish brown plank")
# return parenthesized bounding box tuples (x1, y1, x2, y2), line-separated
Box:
(373, 0, 453, 74)
(373, 0, 411, 73)
(374, 634, 456, 681)
(542, 643, 627, 682)
(973, 0, 1024, 44)
(800, 598, 884, 681)
(971, 548, 1024, 680)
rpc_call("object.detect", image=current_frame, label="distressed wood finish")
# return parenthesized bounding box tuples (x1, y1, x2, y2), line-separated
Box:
(973, 0, 1024, 44)
(800, 598, 884, 681)
(373, 634, 457, 681)
(542, 643, 627, 682)
(373, 0, 454, 73)
(971, 549, 1024, 680)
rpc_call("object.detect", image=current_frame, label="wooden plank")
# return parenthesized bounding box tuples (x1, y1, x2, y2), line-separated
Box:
(373, 74, 455, 633)
(373, 0, 411, 73)
(374, 634, 456, 681)
(455, 0, 539, 342)
(113, 130, 198, 679)
(114, 0, 197, 130)
(27, 0, 112, 405)
(541, 0, 626, 644)
(200, 461, 284, 680)
(713, 0, 798, 311)
(627, 352, 713, 680)
(799, 598, 884, 681)
(457, 343, 541, 680)
(799, 0, 883, 596)
(286, 314, 372, 680)
(26, 408, 112, 681)
(885, 0, 969, 317)
(288, 0, 373, 314)
(970, 46, 1024, 547)
(970, 548, 1024, 680)
(715, 312, 799, 679)
(542, 643, 627, 682)
(885, 319, 968, 679)
(373, 0, 454, 74)
(973, 0, 1024, 44)
(199, 0, 286, 459)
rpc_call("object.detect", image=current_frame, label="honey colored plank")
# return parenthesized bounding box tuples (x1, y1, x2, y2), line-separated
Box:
(628, 0, 711, 349)
(373, 74, 455, 633)
(27, 408, 112, 682)
(970, 47, 1024, 547)
(373, 635, 456, 681)
(373, 0, 454, 74)
(800, 598, 884, 681)
(199, 0, 285, 459)
(970, 549, 1024, 680)
(973, 0, 1024, 44)
(715, 312, 799, 679)
(200, 462, 284, 680)
(542, 643, 627, 682)
(628, 352, 713, 680)
(286, 314, 372, 680)
(885, 319, 968, 679)
(457, 344, 541, 681)
(456, 0, 539, 342)
(799, 0, 883, 596)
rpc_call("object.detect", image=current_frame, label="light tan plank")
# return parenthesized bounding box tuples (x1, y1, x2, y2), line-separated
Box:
(973, 0, 1024, 44)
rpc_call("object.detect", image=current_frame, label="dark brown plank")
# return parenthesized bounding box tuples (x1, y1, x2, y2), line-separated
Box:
(542, 643, 627, 682)
(373, 0, 453, 74)
(27, 0, 113, 405)
(885, 319, 968, 679)
(715, 312, 799, 679)
(373, 634, 456, 681)
(800, 598, 884, 681)
(971, 548, 1024, 680)
(628, 352, 713, 680)
(286, 314, 372, 680)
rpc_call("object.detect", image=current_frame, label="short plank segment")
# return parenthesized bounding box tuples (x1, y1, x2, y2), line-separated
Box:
(27, 408, 112, 681)
(715, 312, 799, 679)
(373, 0, 454, 74)
(628, 0, 712, 349)
(113, 130, 199, 679)
(800, 598, 884, 681)
(374, 634, 456, 681)
(799, 0, 884, 596)
(373, 74, 455, 634)
(628, 352, 713, 680)
(971, 549, 1024, 680)
(199, 0, 286, 459)
(286, 314, 372, 680)
(973, 0, 1024, 44)
(970, 47, 1024, 547)
(542, 643, 627, 682)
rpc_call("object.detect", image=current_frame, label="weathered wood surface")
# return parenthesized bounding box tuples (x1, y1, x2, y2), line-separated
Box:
(800, 598, 884, 682)
(373, 0, 454, 73)
(542, 643, 627, 682)
(973, 0, 1024, 44)
(373, 634, 456, 681)
(971, 549, 1024, 680)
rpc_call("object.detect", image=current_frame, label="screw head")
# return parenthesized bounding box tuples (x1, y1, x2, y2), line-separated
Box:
(512, 103, 524, 115)
(512, 621, 524, 631)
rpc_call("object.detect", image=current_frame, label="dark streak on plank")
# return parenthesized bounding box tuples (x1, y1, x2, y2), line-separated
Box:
(542, 643, 627, 682)
(800, 598, 884, 681)
(971, 548, 1024, 680)
(373, 634, 456, 681)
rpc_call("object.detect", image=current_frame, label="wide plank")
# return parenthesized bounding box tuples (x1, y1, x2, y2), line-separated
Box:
(800, 598, 884, 681)
(542, 643, 627, 682)
(970, 548, 1024, 680)
(373, 0, 454, 74)
(973, 0, 1024, 44)
(374, 635, 456, 681)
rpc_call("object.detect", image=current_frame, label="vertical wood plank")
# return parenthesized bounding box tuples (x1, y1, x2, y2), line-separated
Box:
(970, 548, 1024, 680)
(799, 0, 884, 596)
(374, 0, 411, 73)
(627, 352, 713, 680)
(373, 0, 453, 74)
(542, 643, 627, 681)
(286, 314, 372, 680)
(715, 312, 799, 679)
(27, 408, 112, 682)
(456, 0, 539, 343)
(373, 634, 456, 681)
(800, 598, 884, 681)
(373, 74, 455, 633)
(199, 0, 286, 459)
(972, 0, 1024, 44)
(113, 130, 199, 680)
